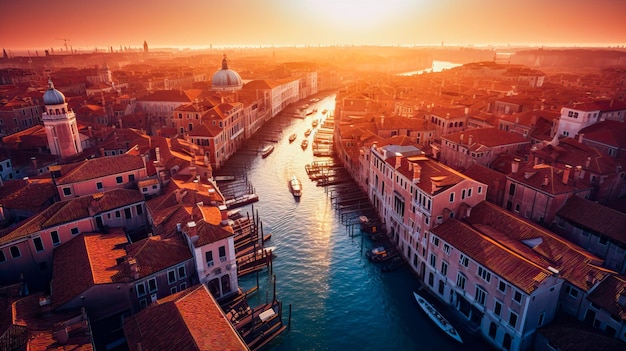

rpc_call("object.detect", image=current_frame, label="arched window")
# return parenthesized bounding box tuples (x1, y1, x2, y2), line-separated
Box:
(489, 322, 497, 339)
(221, 274, 231, 294)
(503, 333, 512, 351)
(208, 278, 220, 297)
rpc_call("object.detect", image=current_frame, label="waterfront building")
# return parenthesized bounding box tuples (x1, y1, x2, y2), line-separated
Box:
(242, 78, 300, 118)
(41, 79, 84, 159)
(367, 144, 488, 278)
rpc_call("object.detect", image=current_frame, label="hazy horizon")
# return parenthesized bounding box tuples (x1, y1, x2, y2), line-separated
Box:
(1, 0, 625, 52)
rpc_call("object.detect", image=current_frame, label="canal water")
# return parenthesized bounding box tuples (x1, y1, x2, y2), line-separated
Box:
(218, 94, 493, 351)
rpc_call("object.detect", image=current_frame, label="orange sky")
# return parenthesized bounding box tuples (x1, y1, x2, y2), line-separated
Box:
(1, 0, 625, 51)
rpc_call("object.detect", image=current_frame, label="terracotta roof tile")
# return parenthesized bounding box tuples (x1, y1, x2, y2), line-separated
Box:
(123, 285, 248, 351)
(557, 196, 626, 245)
(55, 154, 145, 185)
(442, 127, 528, 147)
(51, 229, 127, 309)
(587, 275, 626, 321)
(122, 235, 192, 279)
(466, 202, 610, 291)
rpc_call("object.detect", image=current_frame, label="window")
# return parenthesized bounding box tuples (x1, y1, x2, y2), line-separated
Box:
(147, 278, 157, 293)
(514, 204, 520, 213)
(116, 176, 123, 184)
(438, 280, 445, 295)
(509, 311, 518, 328)
(71, 227, 79, 235)
(124, 208, 132, 219)
(206, 251, 214, 266)
(219, 246, 226, 262)
(115, 210, 121, 218)
(538, 312, 545, 327)
(63, 187, 72, 196)
(443, 244, 451, 255)
(475, 286, 487, 306)
(96, 181, 103, 190)
(431, 236, 440, 247)
(498, 280, 507, 293)
(136, 204, 143, 215)
(50, 231, 60, 245)
(168, 270, 176, 284)
(0, 250, 5, 263)
(456, 273, 466, 290)
(513, 290, 522, 304)
(478, 266, 491, 283)
(33, 237, 44, 251)
(441, 261, 448, 276)
(566, 285, 579, 298)
(170, 286, 178, 294)
(467, 188, 472, 197)
(136, 283, 146, 297)
(8, 246, 23, 264)
(509, 184, 516, 196)
(494, 300, 503, 317)
(459, 254, 469, 268)
(177, 266, 186, 279)
(180, 282, 187, 291)
(449, 193, 454, 202)
(129, 174, 135, 182)
(478, 186, 483, 194)
(430, 253, 436, 267)
(461, 189, 466, 199)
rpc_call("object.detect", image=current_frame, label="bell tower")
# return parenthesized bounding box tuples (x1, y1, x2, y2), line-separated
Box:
(42, 79, 83, 158)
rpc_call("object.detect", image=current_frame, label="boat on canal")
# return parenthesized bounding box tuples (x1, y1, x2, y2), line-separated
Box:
(322, 109, 328, 114)
(413, 292, 463, 344)
(366, 246, 398, 262)
(289, 175, 302, 197)
(289, 133, 297, 143)
(304, 128, 312, 137)
(312, 119, 318, 128)
(262, 145, 274, 158)
(301, 139, 308, 150)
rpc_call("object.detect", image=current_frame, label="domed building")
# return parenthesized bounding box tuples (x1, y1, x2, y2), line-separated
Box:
(211, 54, 243, 91)
(42, 79, 83, 159)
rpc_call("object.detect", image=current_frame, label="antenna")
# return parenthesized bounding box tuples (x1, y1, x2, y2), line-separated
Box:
(56, 38, 70, 52)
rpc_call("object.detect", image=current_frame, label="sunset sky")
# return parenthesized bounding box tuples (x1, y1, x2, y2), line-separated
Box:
(1, 0, 625, 51)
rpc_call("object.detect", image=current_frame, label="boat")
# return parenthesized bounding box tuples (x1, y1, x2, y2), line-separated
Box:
(366, 246, 398, 262)
(381, 255, 405, 272)
(304, 129, 312, 137)
(262, 145, 274, 158)
(289, 175, 302, 197)
(413, 292, 463, 344)
(322, 109, 328, 114)
(311, 119, 318, 128)
(263, 233, 272, 242)
(289, 133, 297, 143)
(301, 139, 308, 150)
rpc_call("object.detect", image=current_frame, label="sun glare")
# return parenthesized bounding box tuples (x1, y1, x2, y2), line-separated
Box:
(309, 0, 413, 30)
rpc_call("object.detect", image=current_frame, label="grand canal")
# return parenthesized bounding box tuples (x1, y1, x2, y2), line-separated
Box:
(217, 93, 493, 351)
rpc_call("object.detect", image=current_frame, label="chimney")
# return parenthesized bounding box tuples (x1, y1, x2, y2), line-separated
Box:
(542, 174, 549, 186)
(155, 147, 161, 165)
(412, 164, 422, 183)
(88, 125, 93, 137)
(585, 156, 591, 168)
(100, 147, 105, 157)
(534, 156, 539, 166)
(511, 158, 520, 174)
(395, 154, 402, 169)
(562, 164, 572, 185)
(578, 133, 584, 143)
(468, 134, 473, 146)
(575, 165, 582, 179)
(174, 189, 183, 204)
(460, 134, 464, 144)
(118, 118, 123, 129)
(31, 156, 37, 170)
(186, 221, 197, 239)
(128, 258, 139, 279)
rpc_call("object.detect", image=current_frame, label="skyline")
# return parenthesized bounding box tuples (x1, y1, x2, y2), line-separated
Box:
(1, 0, 626, 52)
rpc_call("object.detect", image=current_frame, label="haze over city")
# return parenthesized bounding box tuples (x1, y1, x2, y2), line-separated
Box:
(2, 0, 626, 51)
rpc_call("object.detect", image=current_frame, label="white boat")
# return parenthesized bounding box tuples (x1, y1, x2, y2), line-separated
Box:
(413, 292, 463, 343)
(289, 175, 302, 197)
(304, 129, 312, 137)
(289, 133, 297, 143)
(301, 139, 308, 150)
(262, 145, 274, 158)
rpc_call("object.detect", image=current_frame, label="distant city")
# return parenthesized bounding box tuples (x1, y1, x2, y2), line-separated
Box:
(0, 44, 625, 351)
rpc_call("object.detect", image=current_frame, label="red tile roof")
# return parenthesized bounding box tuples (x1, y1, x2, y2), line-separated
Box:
(432, 218, 550, 293)
(55, 154, 145, 185)
(579, 120, 626, 149)
(51, 229, 127, 309)
(123, 285, 248, 351)
(0, 180, 56, 212)
(465, 202, 610, 291)
(586, 275, 626, 321)
(122, 235, 192, 279)
(557, 196, 626, 245)
(442, 127, 529, 148)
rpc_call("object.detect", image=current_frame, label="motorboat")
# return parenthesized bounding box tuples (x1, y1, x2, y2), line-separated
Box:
(312, 119, 318, 128)
(289, 175, 302, 197)
(366, 246, 398, 262)
(304, 129, 312, 137)
(301, 139, 308, 150)
(289, 133, 297, 143)
(413, 292, 463, 343)
(262, 145, 274, 158)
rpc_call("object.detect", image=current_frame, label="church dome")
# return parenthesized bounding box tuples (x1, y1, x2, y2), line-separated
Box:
(211, 55, 242, 91)
(43, 79, 66, 105)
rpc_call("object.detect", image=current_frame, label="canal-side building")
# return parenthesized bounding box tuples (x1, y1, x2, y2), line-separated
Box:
(426, 201, 612, 351)
(242, 78, 300, 119)
(367, 144, 488, 279)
